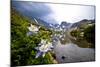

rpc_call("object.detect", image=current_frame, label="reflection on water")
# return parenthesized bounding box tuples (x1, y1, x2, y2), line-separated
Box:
(53, 41, 95, 63)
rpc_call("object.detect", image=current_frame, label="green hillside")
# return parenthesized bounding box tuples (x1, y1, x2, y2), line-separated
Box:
(70, 21, 95, 48)
(11, 8, 55, 66)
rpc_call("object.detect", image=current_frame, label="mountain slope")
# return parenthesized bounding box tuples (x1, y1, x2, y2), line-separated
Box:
(11, 8, 54, 66)
(71, 19, 95, 29)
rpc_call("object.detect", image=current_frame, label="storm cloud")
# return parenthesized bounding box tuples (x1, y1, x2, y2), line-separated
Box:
(12, 1, 55, 21)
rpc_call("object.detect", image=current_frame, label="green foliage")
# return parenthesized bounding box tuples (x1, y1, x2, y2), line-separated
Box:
(84, 24, 95, 47)
(70, 30, 80, 37)
(11, 8, 53, 66)
(70, 23, 95, 48)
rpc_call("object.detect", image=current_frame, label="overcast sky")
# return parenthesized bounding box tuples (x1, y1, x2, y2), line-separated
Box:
(12, 1, 95, 24)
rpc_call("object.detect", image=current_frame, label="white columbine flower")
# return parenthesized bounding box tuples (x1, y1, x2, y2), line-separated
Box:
(35, 40, 54, 58)
(27, 24, 40, 36)
(28, 24, 39, 33)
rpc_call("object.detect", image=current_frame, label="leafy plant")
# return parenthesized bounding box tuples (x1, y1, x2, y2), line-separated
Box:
(11, 8, 54, 66)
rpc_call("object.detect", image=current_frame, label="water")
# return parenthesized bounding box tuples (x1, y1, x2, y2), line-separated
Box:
(53, 41, 95, 63)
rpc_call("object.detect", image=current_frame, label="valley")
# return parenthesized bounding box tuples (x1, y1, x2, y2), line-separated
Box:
(11, 7, 95, 66)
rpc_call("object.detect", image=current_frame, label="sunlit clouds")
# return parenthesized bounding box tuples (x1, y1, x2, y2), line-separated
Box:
(47, 4, 95, 24)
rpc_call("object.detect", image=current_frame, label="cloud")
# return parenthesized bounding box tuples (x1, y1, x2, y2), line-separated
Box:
(48, 4, 95, 23)
(12, 1, 52, 18)
(12, 1, 95, 24)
